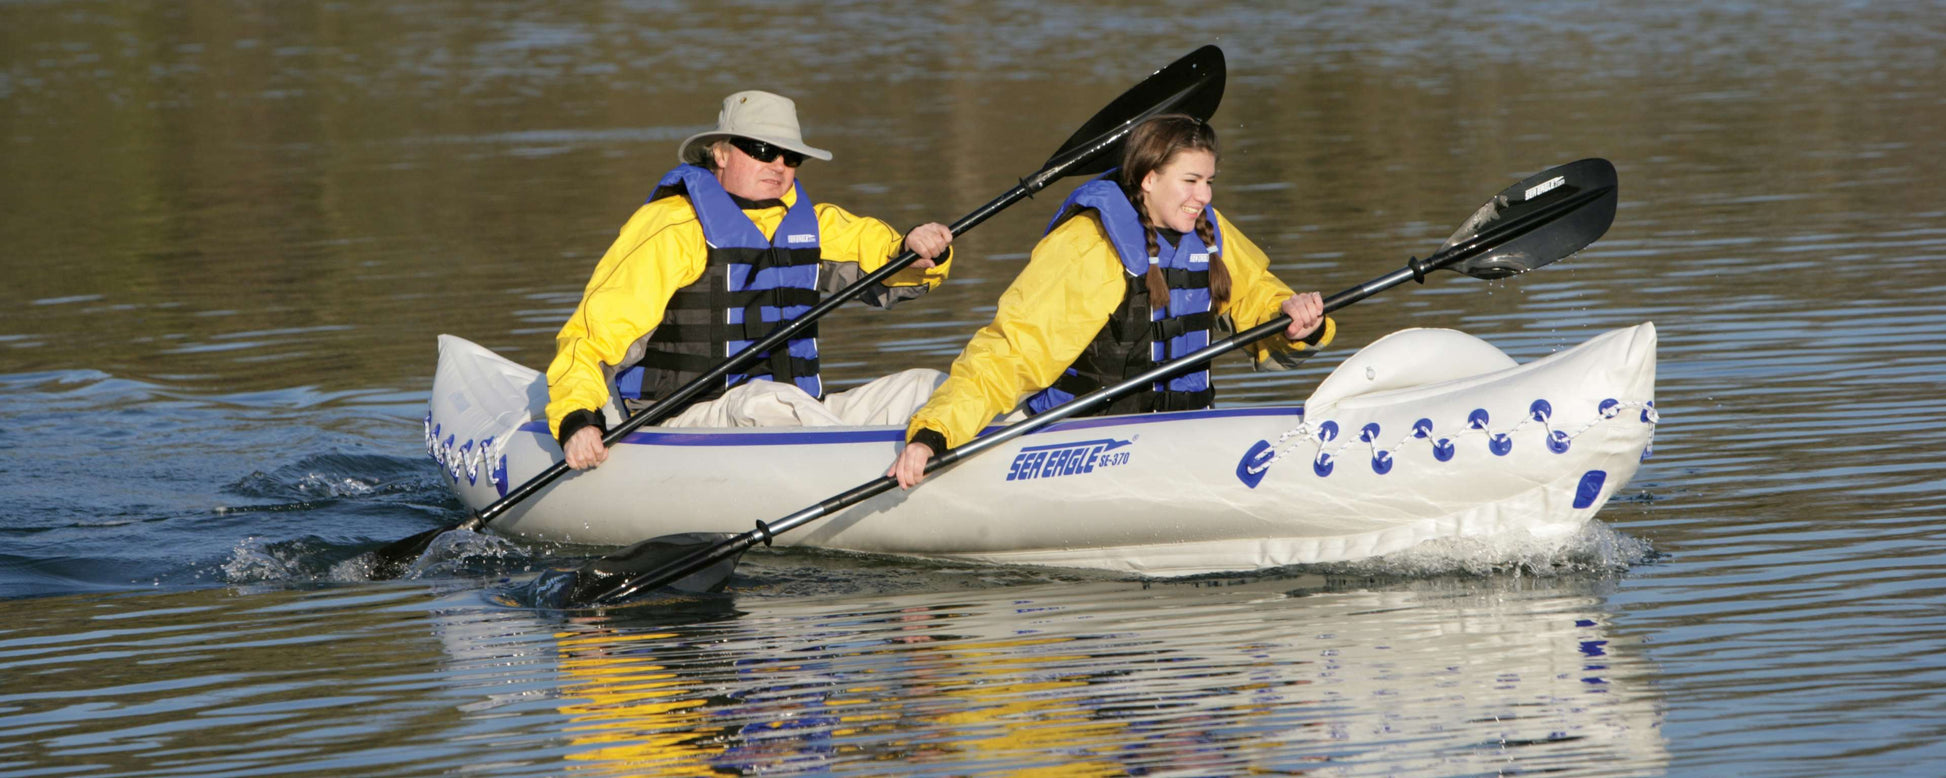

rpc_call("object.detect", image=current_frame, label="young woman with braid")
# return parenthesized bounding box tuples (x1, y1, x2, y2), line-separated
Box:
(889, 114, 1333, 488)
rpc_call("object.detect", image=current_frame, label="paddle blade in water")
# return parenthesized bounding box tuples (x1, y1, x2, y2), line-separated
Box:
(1440, 158, 1619, 279)
(1047, 45, 1226, 177)
(367, 527, 445, 578)
(566, 532, 743, 605)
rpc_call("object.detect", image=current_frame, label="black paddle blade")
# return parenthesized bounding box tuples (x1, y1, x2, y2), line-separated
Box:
(367, 527, 445, 578)
(1048, 45, 1226, 178)
(1439, 158, 1619, 279)
(565, 532, 744, 605)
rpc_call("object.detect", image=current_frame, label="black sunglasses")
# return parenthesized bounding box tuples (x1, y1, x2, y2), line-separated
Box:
(728, 137, 806, 168)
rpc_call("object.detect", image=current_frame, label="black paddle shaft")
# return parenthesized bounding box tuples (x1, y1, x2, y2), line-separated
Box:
(368, 46, 1230, 573)
(584, 161, 1619, 605)
(496, 45, 1223, 508)
(482, 46, 1225, 527)
(467, 54, 1214, 525)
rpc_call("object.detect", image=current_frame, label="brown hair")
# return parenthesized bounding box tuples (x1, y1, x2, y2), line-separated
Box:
(700, 139, 730, 171)
(1116, 114, 1230, 306)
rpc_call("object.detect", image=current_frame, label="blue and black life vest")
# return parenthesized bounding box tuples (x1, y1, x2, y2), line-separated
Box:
(615, 164, 824, 409)
(1024, 176, 1218, 417)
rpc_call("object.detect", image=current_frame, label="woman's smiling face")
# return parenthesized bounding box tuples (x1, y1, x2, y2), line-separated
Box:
(1140, 149, 1215, 233)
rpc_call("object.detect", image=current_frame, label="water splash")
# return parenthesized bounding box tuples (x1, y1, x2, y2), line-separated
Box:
(355, 528, 532, 582)
(227, 452, 433, 502)
(1315, 521, 1655, 579)
(221, 535, 322, 583)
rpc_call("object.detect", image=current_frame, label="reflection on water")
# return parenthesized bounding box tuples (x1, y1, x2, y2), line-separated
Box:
(4, 0, 1946, 774)
(555, 581, 1668, 775)
(0, 573, 1668, 776)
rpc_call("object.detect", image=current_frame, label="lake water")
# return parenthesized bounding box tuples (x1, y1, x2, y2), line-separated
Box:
(4, 2, 1945, 775)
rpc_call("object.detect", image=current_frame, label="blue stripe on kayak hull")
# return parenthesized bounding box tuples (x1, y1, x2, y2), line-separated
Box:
(514, 406, 1305, 448)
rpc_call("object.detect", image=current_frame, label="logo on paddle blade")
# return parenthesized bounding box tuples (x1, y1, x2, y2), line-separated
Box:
(1005, 437, 1134, 482)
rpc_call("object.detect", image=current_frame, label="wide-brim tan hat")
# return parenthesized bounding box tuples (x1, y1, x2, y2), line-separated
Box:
(677, 90, 834, 166)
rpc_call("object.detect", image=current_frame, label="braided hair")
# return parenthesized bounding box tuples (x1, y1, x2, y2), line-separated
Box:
(1115, 115, 1231, 306)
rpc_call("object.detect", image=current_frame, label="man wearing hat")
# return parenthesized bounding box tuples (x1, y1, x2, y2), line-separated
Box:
(546, 90, 956, 471)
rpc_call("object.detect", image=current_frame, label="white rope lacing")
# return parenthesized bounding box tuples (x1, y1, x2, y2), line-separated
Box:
(425, 411, 510, 491)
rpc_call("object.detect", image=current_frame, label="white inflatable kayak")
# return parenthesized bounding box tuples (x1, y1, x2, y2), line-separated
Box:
(427, 323, 1657, 576)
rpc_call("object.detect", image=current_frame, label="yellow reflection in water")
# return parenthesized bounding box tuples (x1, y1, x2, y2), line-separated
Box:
(555, 629, 727, 776)
(550, 618, 1136, 775)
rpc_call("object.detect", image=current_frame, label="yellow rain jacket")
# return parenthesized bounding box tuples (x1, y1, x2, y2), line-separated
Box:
(906, 209, 1332, 449)
(546, 186, 952, 439)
